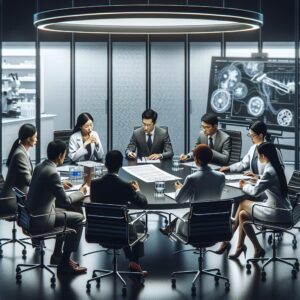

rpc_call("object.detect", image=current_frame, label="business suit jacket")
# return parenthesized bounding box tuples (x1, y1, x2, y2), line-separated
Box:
(90, 173, 147, 208)
(26, 159, 84, 233)
(69, 130, 104, 162)
(243, 162, 292, 223)
(230, 144, 284, 175)
(125, 126, 174, 159)
(175, 166, 225, 204)
(1, 144, 32, 208)
(188, 130, 231, 165)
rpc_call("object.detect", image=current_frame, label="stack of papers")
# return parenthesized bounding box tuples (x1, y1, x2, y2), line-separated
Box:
(137, 157, 161, 164)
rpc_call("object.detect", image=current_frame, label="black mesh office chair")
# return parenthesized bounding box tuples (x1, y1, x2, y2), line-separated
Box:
(246, 200, 300, 281)
(13, 187, 76, 287)
(53, 129, 73, 164)
(222, 129, 242, 164)
(168, 199, 232, 296)
(84, 202, 148, 296)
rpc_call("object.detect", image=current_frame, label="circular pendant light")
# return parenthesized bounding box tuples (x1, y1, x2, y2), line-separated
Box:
(34, 5, 263, 34)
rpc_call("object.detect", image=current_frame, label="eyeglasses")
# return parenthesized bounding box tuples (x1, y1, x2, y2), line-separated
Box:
(247, 133, 257, 138)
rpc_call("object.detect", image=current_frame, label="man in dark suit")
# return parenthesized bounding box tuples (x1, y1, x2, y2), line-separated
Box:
(180, 113, 231, 165)
(125, 109, 173, 160)
(91, 150, 148, 275)
(27, 140, 87, 275)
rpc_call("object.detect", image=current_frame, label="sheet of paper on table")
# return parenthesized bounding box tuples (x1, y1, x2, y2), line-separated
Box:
(225, 182, 241, 189)
(225, 174, 252, 181)
(122, 164, 181, 183)
(57, 165, 73, 172)
(164, 192, 176, 200)
(77, 160, 104, 168)
(180, 161, 220, 170)
(137, 157, 161, 164)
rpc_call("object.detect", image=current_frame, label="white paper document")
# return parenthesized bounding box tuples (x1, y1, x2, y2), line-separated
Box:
(181, 161, 220, 170)
(225, 182, 241, 189)
(57, 165, 73, 172)
(137, 157, 161, 164)
(77, 161, 104, 168)
(164, 192, 176, 200)
(65, 184, 82, 192)
(225, 174, 252, 181)
(122, 164, 181, 183)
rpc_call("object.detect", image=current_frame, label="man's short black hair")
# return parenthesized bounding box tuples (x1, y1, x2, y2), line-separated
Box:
(201, 113, 219, 126)
(105, 150, 123, 173)
(142, 109, 157, 123)
(47, 140, 67, 160)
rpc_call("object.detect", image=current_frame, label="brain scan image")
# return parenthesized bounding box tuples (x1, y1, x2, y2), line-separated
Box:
(210, 89, 231, 113)
(218, 65, 241, 90)
(277, 109, 293, 126)
(232, 82, 248, 99)
(243, 61, 264, 77)
(247, 96, 265, 117)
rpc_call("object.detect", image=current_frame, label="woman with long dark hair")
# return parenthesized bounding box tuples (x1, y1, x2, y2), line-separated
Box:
(0, 123, 37, 213)
(69, 112, 104, 162)
(222, 142, 291, 259)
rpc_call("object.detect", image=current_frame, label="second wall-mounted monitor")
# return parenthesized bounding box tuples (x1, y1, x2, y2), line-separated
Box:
(207, 56, 295, 131)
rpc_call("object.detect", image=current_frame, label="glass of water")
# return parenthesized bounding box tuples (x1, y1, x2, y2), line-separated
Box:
(94, 165, 103, 178)
(172, 155, 180, 171)
(154, 181, 165, 197)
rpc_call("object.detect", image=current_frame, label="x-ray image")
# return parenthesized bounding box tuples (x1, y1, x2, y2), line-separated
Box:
(207, 57, 295, 130)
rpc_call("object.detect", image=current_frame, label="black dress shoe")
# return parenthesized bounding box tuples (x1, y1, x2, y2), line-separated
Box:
(57, 261, 87, 275)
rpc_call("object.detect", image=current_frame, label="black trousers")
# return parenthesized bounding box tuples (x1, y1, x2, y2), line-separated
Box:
(54, 208, 84, 254)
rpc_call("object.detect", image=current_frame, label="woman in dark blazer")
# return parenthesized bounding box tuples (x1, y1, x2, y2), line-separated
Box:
(0, 124, 37, 213)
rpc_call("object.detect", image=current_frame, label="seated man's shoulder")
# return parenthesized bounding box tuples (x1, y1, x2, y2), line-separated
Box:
(218, 129, 230, 139)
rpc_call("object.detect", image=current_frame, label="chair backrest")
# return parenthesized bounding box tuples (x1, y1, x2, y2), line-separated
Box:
(288, 170, 300, 207)
(12, 187, 30, 231)
(222, 129, 242, 165)
(188, 199, 232, 247)
(0, 174, 4, 194)
(85, 202, 129, 249)
(53, 129, 73, 164)
(134, 126, 168, 132)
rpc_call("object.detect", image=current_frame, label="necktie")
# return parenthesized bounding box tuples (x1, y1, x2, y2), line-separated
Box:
(208, 136, 214, 149)
(147, 134, 153, 151)
(251, 150, 259, 174)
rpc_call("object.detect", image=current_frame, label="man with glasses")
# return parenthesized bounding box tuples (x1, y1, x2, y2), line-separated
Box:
(126, 109, 174, 160)
(180, 113, 231, 165)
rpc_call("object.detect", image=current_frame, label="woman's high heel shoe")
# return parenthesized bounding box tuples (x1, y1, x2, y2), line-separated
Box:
(214, 242, 231, 255)
(228, 245, 247, 259)
(254, 248, 265, 258)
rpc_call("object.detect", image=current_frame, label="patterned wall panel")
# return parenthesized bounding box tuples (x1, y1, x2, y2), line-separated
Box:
(151, 42, 185, 155)
(75, 42, 108, 152)
(112, 42, 146, 154)
(190, 42, 220, 151)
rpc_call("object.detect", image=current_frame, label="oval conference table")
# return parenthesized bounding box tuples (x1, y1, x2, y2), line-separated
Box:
(80, 159, 246, 210)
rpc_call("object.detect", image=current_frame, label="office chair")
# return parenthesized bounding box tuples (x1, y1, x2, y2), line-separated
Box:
(84, 202, 148, 296)
(168, 199, 232, 296)
(246, 199, 300, 280)
(222, 129, 242, 164)
(0, 196, 30, 258)
(13, 187, 76, 287)
(53, 129, 73, 164)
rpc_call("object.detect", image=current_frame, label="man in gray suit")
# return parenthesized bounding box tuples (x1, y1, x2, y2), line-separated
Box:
(126, 109, 173, 160)
(27, 140, 87, 275)
(180, 113, 231, 165)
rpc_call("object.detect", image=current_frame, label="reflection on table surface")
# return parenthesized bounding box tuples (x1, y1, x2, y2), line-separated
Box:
(61, 159, 245, 210)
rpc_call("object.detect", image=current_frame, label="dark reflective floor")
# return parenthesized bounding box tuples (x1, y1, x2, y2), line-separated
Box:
(1, 212, 300, 300)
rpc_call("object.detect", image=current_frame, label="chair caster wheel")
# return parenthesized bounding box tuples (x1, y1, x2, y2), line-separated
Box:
(122, 286, 127, 296)
(50, 277, 56, 284)
(191, 285, 196, 297)
(0, 249, 3, 256)
(22, 249, 27, 256)
(292, 269, 297, 279)
(214, 276, 219, 284)
(16, 274, 22, 284)
(96, 278, 100, 285)
(140, 277, 145, 285)
(16, 266, 21, 273)
(225, 281, 230, 291)
(86, 282, 91, 292)
(246, 263, 251, 270)
(294, 261, 299, 269)
(92, 272, 97, 278)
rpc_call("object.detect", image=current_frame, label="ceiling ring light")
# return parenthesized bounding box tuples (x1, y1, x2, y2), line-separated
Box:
(34, 5, 263, 34)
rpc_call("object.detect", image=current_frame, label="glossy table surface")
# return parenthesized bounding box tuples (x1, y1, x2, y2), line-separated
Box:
(80, 159, 245, 210)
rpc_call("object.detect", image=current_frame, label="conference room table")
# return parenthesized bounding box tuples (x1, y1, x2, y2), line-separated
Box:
(71, 158, 246, 210)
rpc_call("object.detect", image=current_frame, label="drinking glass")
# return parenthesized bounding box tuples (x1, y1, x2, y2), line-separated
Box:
(154, 181, 165, 197)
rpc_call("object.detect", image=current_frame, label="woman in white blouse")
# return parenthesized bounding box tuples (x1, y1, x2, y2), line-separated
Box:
(69, 113, 104, 162)
(221, 142, 291, 259)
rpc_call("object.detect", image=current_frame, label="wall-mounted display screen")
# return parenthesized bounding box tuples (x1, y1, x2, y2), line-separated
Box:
(207, 56, 295, 131)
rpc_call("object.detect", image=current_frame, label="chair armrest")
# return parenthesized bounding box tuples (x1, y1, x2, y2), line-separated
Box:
(128, 211, 147, 225)
(168, 212, 187, 223)
(0, 196, 15, 202)
(29, 211, 68, 232)
(128, 211, 148, 247)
